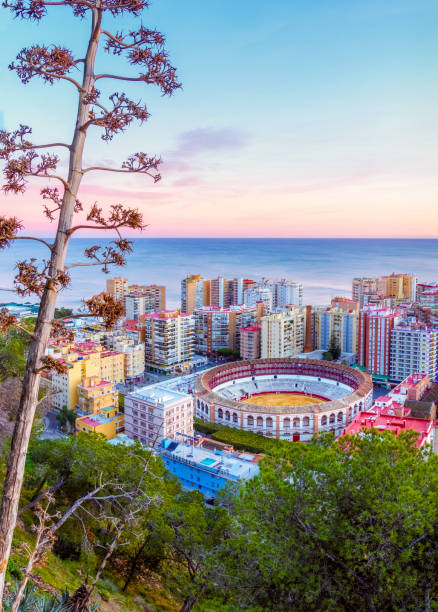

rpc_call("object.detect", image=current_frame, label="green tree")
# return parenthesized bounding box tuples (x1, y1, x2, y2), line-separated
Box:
(209, 431, 438, 611)
(54, 308, 73, 319)
(165, 491, 231, 612)
(0, 318, 38, 382)
(55, 406, 76, 433)
(119, 512, 173, 592)
(0, 335, 26, 382)
(328, 334, 341, 360)
(11, 434, 183, 607)
(217, 348, 240, 360)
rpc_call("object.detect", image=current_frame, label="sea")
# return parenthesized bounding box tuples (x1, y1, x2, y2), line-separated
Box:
(0, 238, 437, 310)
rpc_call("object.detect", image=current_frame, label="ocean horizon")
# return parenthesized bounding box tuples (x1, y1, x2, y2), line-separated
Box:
(1, 237, 437, 310)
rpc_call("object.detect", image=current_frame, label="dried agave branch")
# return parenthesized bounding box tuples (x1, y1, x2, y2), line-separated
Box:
(84, 293, 125, 328)
(0, 0, 180, 596)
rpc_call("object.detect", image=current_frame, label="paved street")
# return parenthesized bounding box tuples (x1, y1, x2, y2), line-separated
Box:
(116, 360, 218, 395)
(40, 409, 68, 440)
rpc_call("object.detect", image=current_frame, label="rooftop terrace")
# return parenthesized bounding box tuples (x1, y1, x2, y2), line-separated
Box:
(129, 384, 192, 406)
(160, 439, 260, 481)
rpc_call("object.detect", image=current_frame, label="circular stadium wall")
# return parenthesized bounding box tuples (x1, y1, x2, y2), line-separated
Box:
(194, 358, 373, 441)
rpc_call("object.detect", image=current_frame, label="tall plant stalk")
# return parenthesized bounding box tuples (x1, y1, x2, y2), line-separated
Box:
(0, 0, 180, 601)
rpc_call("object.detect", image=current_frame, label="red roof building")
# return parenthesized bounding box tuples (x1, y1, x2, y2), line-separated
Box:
(343, 373, 436, 450)
(343, 404, 435, 449)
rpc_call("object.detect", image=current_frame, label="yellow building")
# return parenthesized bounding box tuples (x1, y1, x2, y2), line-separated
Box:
(382, 273, 417, 300)
(49, 341, 125, 410)
(106, 277, 129, 301)
(99, 349, 125, 383)
(75, 376, 124, 440)
(76, 375, 118, 413)
(76, 409, 124, 439)
(181, 274, 210, 314)
(352, 274, 417, 307)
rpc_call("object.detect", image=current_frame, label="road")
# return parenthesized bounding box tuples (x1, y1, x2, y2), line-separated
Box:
(40, 410, 69, 440)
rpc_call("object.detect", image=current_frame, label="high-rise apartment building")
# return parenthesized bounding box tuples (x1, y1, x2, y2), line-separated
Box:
(143, 310, 195, 373)
(312, 307, 358, 354)
(181, 275, 256, 311)
(416, 282, 438, 306)
(230, 278, 256, 305)
(193, 305, 258, 355)
(389, 324, 438, 383)
(181, 274, 210, 314)
(240, 325, 261, 359)
(352, 274, 417, 307)
(243, 286, 273, 312)
(383, 273, 417, 301)
(352, 278, 378, 306)
(357, 306, 403, 378)
(262, 279, 303, 307)
(106, 278, 165, 311)
(260, 306, 306, 358)
(210, 276, 233, 308)
(125, 291, 165, 320)
(125, 293, 147, 321)
(106, 277, 129, 301)
(128, 284, 166, 310)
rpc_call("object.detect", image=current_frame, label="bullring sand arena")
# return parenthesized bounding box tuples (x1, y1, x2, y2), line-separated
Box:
(242, 393, 327, 407)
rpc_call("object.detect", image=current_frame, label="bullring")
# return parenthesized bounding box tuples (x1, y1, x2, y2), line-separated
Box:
(194, 358, 373, 441)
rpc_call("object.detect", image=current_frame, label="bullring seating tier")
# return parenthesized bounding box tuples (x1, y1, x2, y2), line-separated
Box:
(214, 376, 351, 402)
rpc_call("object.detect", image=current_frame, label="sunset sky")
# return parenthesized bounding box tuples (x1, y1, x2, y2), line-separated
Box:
(0, 0, 437, 237)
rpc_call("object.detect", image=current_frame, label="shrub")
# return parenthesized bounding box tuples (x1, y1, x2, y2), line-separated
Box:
(195, 420, 300, 455)
(212, 428, 290, 454)
(7, 558, 23, 581)
(194, 419, 221, 435)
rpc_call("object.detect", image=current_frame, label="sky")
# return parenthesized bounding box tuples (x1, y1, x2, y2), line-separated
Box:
(0, 0, 437, 238)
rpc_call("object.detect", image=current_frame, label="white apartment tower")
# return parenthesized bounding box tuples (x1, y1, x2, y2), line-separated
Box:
(390, 324, 438, 383)
(243, 286, 273, 312)
(270, 279, 303, 307)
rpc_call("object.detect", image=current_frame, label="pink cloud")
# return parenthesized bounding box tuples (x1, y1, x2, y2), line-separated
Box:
(171, 176, 202, 188)
(78, 183, 173, 203)
(160, 159, 194, 173)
